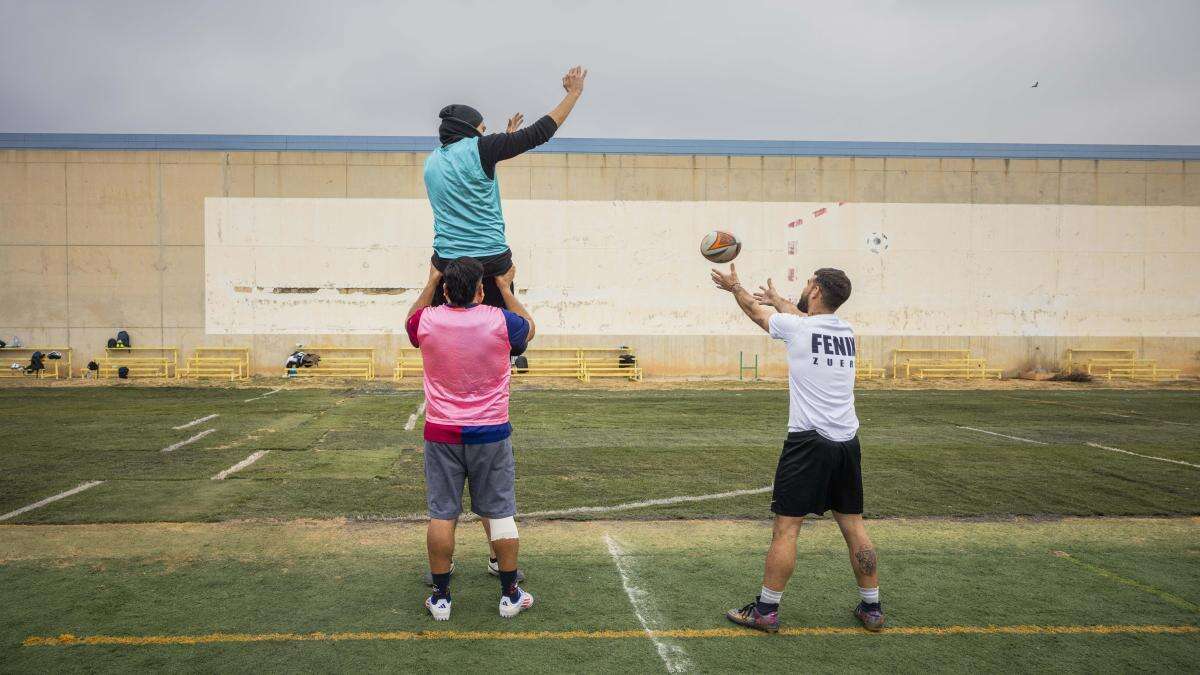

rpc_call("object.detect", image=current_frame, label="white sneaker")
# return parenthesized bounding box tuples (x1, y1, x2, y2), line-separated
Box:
(499, 587, 534, 618)
(425, 595, 451, 621)
(488, 560, 525, 582)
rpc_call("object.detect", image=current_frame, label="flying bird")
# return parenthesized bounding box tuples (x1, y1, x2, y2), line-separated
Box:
(1031, 81, 1039, 88)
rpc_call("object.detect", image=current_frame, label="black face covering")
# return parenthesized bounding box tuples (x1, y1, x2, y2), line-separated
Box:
(438, 104, 483, 146)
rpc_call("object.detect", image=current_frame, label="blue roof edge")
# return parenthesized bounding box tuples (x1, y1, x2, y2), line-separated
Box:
(1, 133, 1198, 160)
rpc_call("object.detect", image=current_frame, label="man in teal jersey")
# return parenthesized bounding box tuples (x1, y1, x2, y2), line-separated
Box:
(424, 65, 588, 307)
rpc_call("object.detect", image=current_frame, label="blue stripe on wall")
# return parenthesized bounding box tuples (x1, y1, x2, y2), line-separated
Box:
(1, 133, 1198, 160)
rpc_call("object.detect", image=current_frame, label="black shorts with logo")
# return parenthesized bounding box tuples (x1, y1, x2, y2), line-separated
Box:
(771, 430, 863, 517)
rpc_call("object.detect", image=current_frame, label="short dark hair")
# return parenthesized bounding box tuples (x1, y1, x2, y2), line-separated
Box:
(813, 268, 851, 310)
(443, 257, 484, 306)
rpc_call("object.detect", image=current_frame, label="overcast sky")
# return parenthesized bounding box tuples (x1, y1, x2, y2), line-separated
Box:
(2, 0, 1198, 144)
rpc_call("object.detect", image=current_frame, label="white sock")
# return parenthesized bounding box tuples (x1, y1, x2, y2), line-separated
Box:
(858, 586, 880, 604)
(759, 586, 783, 605)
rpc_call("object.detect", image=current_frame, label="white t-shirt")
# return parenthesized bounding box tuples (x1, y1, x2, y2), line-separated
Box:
(769, 312, 860, 441)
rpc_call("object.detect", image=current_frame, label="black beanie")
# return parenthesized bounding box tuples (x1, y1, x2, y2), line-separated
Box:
(438, 104, 484, 146)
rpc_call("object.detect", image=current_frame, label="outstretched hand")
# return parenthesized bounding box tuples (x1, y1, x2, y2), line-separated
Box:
(562, 65, 588, 96)
(710, 263, 742, 293)
(753, 278, 784, 306)
(506, 113, 524, 133)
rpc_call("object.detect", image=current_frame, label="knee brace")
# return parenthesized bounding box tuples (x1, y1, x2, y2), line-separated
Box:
(487, 516, 518, 541)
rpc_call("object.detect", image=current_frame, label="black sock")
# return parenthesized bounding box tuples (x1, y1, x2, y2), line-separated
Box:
(498, 568, 520, 601)
(431, 572, 451, 599)
(755, 596, 779, 614)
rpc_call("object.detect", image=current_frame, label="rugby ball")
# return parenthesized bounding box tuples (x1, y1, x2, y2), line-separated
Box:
(701, 230, 741, 263)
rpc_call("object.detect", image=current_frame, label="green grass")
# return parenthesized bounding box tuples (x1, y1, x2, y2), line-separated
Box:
(1, 385, 1198, 672)
(0, 388, 1196, 523)
(1, 519, 1197, 672)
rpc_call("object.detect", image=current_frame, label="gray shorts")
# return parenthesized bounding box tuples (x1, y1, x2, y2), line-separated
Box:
(424, 438, 517, 520)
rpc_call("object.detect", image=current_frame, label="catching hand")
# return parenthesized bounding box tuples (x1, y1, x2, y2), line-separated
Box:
(562, 65, 588, 96)
(506, 113, 524, 133)
(753, 278, 784, 306)
(710, 263, 742, 293)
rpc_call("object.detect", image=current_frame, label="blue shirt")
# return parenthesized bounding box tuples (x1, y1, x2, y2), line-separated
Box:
(424, 137, 508, 259)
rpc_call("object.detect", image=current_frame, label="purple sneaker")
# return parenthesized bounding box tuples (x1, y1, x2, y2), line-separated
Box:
(726, 600, 779, 633)
(854, 601, 885, 631)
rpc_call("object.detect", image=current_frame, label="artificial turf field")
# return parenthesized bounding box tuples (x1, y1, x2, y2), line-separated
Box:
(1, 385, 1198, 672)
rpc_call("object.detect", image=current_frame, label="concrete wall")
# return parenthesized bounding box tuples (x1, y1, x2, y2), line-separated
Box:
(2, 148, 1199, 377)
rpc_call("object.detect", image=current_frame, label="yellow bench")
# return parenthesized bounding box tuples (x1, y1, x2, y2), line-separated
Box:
(285, 347, 374, 380)
(0, 347, 73, 379)
(512, 349, 586, 381)
(100, 347, 178, 378)
(1064, 348, 1136, 374)
(393, 348, 424, 380)
(891, 349, 972, 378)
(855, 359, 885, 379)
(580, 347, 642, 382)
(1105, 366, 1181, 381)
(183, 347, 250, 380)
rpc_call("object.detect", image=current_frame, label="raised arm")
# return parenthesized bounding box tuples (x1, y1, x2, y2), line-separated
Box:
(495, 265, 536, 342)
(547, 65, 587, 127)
(406, 265, 443, 321)
(476, 66, 587, 178)
(711, 263, 772, 332)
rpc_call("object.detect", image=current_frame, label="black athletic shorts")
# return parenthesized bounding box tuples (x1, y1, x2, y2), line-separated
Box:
(771, 430, 863, 517)
(431, 249, 514, 309)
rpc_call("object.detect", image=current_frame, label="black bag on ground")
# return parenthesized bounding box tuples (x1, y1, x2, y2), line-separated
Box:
(513, 355, 529, 373)
(118, 366, 129, 379)
(619, 354, 637, 368)
(87, 360, 99, 371)
(116, 330, 131, 348)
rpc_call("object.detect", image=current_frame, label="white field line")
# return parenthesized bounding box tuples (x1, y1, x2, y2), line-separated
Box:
(604, 535, 692, 673)
(404, 400, 427, 432)
(1085, 442, 1200, 469)
(161, 428, 217, 453)
(243, 388, 282, 403)
(1004, 397, 1193, 427)
(212, 450, 269, 480)
(0, 481, 105, 522)
(512, 486, 773, 520)
(371, 486, 774, 524)
(957, 426, 1048, 445)
(172, 413, 218, 430)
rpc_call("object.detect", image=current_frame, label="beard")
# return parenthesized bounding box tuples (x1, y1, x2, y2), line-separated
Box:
(797, 293, 809, 313)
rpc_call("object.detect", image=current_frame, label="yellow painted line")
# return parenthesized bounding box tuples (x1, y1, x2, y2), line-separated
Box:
(23, 624, 1200, 647)
(1053, 551, 1200, 613)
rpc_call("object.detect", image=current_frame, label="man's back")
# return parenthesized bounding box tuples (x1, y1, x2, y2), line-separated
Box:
(407, 304, 528, 430)
(769, 312, 860, 441)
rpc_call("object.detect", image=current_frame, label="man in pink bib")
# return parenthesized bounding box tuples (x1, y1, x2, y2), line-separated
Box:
(406, 258, 536, 620)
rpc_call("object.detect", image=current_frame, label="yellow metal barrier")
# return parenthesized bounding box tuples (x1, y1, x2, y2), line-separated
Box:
(183, 347, 250, 380)
(0, 347, 73, 379)
(100, 347, 178, 378)
(855, 359, 885, 380)
(1064, 348, 1136, 374)
(891, 349, 971, 379)
(286, 347, 374, 380)
(393, 348, 424, 380)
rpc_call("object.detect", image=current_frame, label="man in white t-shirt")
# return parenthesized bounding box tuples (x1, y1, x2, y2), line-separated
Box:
(710, 264, 884, 633)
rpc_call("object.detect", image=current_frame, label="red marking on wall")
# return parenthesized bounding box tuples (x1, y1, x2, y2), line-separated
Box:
(813, 207, 827, 218)
(787, 241, 797, 255)
(787, 268, 796, 281)
(787, 219, 802, 228)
